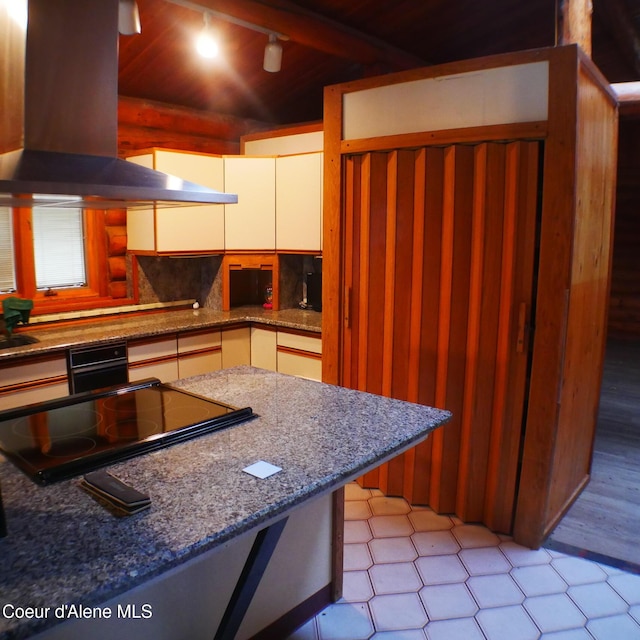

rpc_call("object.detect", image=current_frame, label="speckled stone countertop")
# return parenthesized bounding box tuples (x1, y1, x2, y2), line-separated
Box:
(0, 307, 321, 362)
(0, 366, 451, 640)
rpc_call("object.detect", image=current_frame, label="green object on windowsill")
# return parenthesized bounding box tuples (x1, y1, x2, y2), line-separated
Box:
(1, 297, 34, 337)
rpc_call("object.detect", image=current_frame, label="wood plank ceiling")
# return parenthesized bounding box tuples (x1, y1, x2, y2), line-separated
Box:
(117, 0, 640, 126)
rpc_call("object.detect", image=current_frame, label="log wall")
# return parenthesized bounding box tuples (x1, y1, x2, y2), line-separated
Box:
(609, 117, 640, 338)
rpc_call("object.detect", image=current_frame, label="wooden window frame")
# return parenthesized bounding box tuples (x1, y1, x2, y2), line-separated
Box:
(2, 207, 112, 315)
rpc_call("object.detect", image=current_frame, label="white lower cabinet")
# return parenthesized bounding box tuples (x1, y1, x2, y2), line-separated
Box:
(177, 329, 222, 379)
(276, 331, 322, 382)
(221, 326, 251, 369)
(128, 330, 227, 383)
(250, 326, 278, 371)
(123, 326, 325, 384)
(128, 335, 179, 383)
(0, 354, 69, 410)
(249, 327, 322, 381)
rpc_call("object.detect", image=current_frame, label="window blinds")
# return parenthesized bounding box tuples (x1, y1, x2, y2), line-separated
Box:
(32, 208, 87, 289)
(0, 208, 17, 293)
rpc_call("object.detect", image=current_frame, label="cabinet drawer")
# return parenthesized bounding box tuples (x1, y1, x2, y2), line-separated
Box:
(276, 331, 322, 355)
(0, 354, 67, 388)
(0, 379, 69, 411)
(128, 360, 179, 384)
(277, 351, 322, 382)
(178, 351, 223, 378)
(128, 336, 177, 363)
(178, 330, 221, 354)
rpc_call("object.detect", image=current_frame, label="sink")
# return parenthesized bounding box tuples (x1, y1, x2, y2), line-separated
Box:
(0, 334, 40, 350)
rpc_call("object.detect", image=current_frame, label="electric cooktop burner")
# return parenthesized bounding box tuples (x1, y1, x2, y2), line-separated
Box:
(0, 378, 254, 485)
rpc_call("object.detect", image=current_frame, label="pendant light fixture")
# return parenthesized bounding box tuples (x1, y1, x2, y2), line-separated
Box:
(263, 34, 283, 72)
(118, 0, 141, 35)
(195, 12, 219, 58)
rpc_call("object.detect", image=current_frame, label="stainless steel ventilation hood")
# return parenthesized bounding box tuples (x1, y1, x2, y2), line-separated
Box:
(0, 0, 237, 210)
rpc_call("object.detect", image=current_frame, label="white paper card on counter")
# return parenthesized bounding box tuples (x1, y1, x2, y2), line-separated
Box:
(243, 461, 282, 479)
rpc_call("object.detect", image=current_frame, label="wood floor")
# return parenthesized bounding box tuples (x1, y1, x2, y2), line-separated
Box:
(545, 337, 640, 570)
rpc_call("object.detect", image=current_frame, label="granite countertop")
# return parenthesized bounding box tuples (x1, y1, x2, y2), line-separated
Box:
(0, 306, 322, 362)
(0, 367, 451, 639)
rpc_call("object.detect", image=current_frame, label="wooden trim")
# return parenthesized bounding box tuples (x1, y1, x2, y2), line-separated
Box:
(455, 144, 488, 520)
(177, 346, 222, 358)
(240, 121, 323, 152)
(128, 354, 177, 369)
(381, 151, 398, 398)
(222, 254, 280, 312)
(275, 327, 322, 339)
(428, 147, 456, 510)
(132, 251, 224, 257)
(275, 345, 322, 361)
(357, 154, 372, 393)
(321, 83, 345, 385)
(329, 47, 556, 97)
(341, 121, 548, 154)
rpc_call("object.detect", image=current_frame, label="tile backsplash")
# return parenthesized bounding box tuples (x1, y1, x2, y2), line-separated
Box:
(133, 255, 223, 308)
(132, 254, 312, 310)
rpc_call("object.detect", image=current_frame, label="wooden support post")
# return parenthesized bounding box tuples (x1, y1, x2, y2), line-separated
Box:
(557, 0, 593, 56)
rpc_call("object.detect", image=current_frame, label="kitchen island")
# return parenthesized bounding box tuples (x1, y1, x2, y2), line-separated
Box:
(0, 367, 451, 640)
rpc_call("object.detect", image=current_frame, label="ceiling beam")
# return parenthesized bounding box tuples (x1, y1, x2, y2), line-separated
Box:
(612, 81, 640, 117)
(557, 0, 593, 55)
(595, 0, 640, 76)
(164, 0, 427, 71)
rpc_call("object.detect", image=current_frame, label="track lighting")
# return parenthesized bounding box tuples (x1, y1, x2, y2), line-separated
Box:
(164, 0, 288, 69)
(195, 12, 219, 59)
(263, 34, 283, 73)
(118, 0, 141, 35)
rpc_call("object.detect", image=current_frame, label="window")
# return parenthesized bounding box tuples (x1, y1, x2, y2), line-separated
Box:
(0, 206, 109, 312)
(32, 207, 87, 289)
(0, 208, 16, 292)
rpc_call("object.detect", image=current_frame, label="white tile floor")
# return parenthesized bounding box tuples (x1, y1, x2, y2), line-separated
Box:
(287, 483, 640, 640)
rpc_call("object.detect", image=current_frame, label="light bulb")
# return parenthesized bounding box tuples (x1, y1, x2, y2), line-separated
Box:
(263, 34, 282, 72)
(196, 32, 218, 58)
(196, 14, 218, 58)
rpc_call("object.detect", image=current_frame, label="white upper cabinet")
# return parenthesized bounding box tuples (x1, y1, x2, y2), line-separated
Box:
(276, 152, 323, 252)
(127, 150, 225, 254)
(224, 156, 276, 251)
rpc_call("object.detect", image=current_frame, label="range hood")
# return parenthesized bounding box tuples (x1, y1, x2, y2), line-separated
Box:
(0, 0, 237, 210)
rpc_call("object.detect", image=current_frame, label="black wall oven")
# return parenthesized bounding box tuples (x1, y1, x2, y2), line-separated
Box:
(67, 342, 128, 394)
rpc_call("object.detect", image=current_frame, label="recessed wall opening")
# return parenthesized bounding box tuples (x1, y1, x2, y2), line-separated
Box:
(229, 269, 272, 308)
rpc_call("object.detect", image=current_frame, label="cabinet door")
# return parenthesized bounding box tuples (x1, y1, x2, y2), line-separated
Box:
(128, 336, 179, 383)
(126, 154, 156, 253)
(276, 153, 322, 252)
(126, 151, 225, 254)
(250, 326, 277, 371)
(224, 157, 276, 251)
(154, 150, 225, 253)
(221, 327, 251, 368)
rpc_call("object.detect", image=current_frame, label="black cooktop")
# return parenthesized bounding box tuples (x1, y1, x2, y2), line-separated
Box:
(0, 378, 254, 485)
